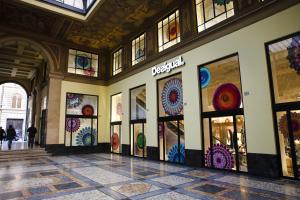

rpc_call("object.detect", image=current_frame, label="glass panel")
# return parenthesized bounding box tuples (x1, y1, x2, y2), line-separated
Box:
(111, 93, 122, 122)
(200, 55, 243, 112)
(211, 116, 236, 170)
(267, 34, 300, 103)
(203, 118, 211, 167)
(159, 122, 164, 161)
(130, 85, 146, 120)
(71, 118, 97, 146)
(291, 110, 300, 176)
(66, 94, 98, 116)
(277, 111, 294, 177)
(179, 120, 185, 164)
(158, 73, 183, 117)
(133, 123, 145, 157)
(236, 115, 247, 172)
(164, 121, 180, 163)
(144, 123, 147, 157)
(111, 125, 121, 153)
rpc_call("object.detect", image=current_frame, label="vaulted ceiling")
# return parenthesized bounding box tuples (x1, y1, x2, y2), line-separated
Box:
(0, 0, 174, 49)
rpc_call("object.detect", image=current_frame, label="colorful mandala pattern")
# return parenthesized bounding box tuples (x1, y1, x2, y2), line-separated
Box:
(205, 144, 234, 169)
(67, 94, 83, 108)
(167, 143, 185, 163)
(82, 104, 94, 116)
(287, 36, 300, 74)
(111, 133, 120, 150)
(213, 83, 241, 111)
(279, 112, 300, 139)
(161, 78, 183, 116)
(75, 54, 91, 69)
(83, 67, 96, 76)
(214, 0, 232, 6)
(75, 127, 97, 146)
(66, 118, 80, 133)
(169, 20, 179, 41)
(136, 133, 146, 149)
(136, 48, 145, 61)
(200, 67, 211, 88)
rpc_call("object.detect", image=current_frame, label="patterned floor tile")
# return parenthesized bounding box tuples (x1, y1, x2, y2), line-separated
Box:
(53, 182, 82, 190)
(110, 181, 160, 197)
(151, 175, 193, 186)
(45, 190, 114, 200)
(143, 191, 196, 200)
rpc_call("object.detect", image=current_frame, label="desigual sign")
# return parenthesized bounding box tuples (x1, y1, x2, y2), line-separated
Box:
(152, 56, 185, 76)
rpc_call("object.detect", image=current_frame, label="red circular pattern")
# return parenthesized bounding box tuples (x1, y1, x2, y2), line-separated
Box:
(82, 104, 94, 116)
(213, 83, 241, 111)
(111, 133, 119, 150)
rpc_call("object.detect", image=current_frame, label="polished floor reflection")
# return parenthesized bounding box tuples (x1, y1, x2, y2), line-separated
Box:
(0, 153, 299, 200)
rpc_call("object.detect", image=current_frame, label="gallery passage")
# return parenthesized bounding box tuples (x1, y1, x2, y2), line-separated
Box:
(266, 32, 300, 179)
(110, 93, 122, 153)
(199, 54, 247, 172)
(130, 85, 147, 157)
(157, 73, 185, 164)
(65, 93, 98, 146)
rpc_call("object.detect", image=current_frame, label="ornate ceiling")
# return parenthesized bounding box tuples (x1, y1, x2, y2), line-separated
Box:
(0, 0, 174, 50)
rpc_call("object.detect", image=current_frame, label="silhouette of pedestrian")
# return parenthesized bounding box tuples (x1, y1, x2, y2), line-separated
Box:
(27, 124, 37, 149)
(6, 125, 16, 150)
(0, 126, 5, 145)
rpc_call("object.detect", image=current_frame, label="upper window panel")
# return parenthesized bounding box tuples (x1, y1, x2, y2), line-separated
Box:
(113, 49, 123, 76)
(132, 34, 146, 66)
(111, 93, 123, 122)
(196, 0, 234, 33)
(43, 0, 95, 14)
(267, 34, 300, 104)
(130, 85, 146, 120)
(158, 10, 181, 52)
(68, 49, 98, 77)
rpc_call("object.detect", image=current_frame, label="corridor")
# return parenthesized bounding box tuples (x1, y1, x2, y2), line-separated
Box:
(0, 153, 299, 200)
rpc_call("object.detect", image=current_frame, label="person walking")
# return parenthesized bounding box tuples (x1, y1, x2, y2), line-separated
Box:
(27, 124, 37, 149)
(6, 125, 16, 150)
(0, 127, 5, 145)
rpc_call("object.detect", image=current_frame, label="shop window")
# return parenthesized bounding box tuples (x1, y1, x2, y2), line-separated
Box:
(12, 94, 22, 109)
(65, 93, 98, 147)
(110, 93, 122, 153)
(266, 33, 300, 179)
(158, 10, 181, 52)
(68, 49, 98, 77)
(132, 34, 146, 66)
(199, 54, 248, 172)
(113, 49, 123, 76)
(130, 85, 147, 157)
(157, 73, 185, 163)
(195, 0, 234, 33)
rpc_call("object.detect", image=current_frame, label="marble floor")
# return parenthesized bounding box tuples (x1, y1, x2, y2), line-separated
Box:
(0, 141, 32, 151)
(0, 153, 299, 200)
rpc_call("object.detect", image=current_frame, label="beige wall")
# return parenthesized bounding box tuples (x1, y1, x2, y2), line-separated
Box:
(107, 4, 300, 155)
(58, 81, 108, 144)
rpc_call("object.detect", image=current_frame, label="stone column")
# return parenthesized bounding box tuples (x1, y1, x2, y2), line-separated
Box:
(46, 73, 63, 145)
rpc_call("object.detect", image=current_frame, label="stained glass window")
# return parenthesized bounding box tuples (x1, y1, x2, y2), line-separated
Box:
(195, 0, 234, 33)
(158, 10, 181, 52)
(65, 93, 98, 147)
(113, 49, 123, 76)
(132, 34, 146, 66)
(111, 93, 122, 154)
(68, 49, 98, 77)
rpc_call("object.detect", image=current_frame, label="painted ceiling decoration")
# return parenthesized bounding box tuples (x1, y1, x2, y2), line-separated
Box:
(0, 0, 174, 49)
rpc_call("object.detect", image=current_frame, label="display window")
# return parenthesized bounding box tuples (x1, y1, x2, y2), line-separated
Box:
(65, 93, 98, 146)
(157, 73, 185, 164)
(130, 85, 147, 157)
(266, 33, 300, 179)
(199, 54, 248, 172)
(110, 93, 122, 153)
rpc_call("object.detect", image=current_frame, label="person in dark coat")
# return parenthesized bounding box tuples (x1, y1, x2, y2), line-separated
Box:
(6, 125, 16, 150)
(0, 126, 5, 145)
(27, 124, 37, 149)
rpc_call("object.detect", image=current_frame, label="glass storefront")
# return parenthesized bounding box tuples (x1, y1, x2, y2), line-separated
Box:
(199, 54, 248, 172)
(157, 73, 185, 164)
(110, 93, 122, 153)
(266, 33, 300, 179)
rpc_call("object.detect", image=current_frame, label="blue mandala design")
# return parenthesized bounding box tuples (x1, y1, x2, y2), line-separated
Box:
(168, 143, 185, 163)
(200, 67, 211, 88)
(75, 54, 91, 69)
(214, 0, 232, 5)
(287, 36, 300, 74)
(161, 78, 183, 116)
(67, 94, 83, 108)
(76, 127, 97, 146)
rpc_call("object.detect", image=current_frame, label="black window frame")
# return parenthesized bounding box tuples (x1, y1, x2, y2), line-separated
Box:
(110, 92, 123, 154)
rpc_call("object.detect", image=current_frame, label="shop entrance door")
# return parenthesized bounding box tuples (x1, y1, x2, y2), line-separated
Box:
(276, 110, 300, 179)
(6, 119, 23, 141)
